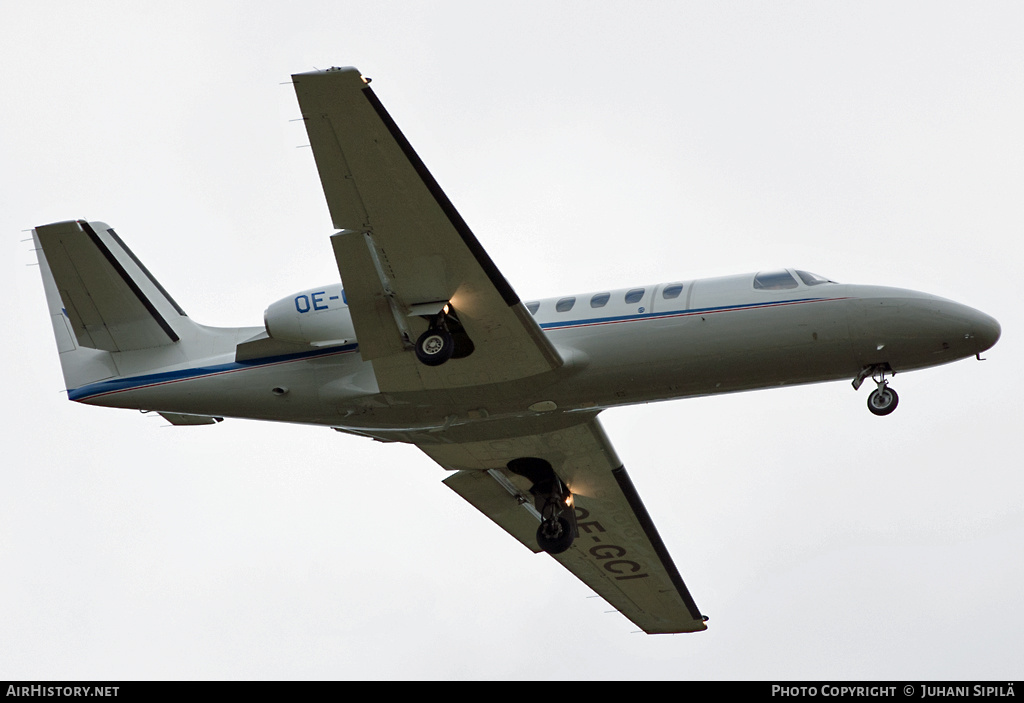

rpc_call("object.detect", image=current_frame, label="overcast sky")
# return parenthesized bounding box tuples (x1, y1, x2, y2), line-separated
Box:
(2, 1, 1022, 680)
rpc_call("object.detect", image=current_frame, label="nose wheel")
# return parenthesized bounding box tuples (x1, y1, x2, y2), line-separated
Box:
(856, 365, 899, 416)
(867, 384, 899, 416)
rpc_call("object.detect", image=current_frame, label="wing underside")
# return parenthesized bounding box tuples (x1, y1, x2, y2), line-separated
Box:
(427, 416, 707, 634)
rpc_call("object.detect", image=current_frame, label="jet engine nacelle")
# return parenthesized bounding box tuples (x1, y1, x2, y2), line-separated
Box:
(264, 285, 356, 346)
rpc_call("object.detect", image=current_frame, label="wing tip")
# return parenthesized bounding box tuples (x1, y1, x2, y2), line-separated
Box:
(291, 66, 365, 81)
(642, 615, 709, 635)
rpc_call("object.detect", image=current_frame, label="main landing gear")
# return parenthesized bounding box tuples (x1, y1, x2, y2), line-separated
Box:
(507, 457, 578, 555)
(537, 495, 575, 555)
(853, 364, 899, 416)
(413, 306, 473, 367)
(414, 325, 454, 366)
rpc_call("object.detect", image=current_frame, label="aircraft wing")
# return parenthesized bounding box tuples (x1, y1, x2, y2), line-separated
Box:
(424, 415, 708, 634)
(293, 68, 704, 633)
(292, 67, 561, 392)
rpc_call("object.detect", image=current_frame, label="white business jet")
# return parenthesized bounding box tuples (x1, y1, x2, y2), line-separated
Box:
(32, 67, 1000, 634)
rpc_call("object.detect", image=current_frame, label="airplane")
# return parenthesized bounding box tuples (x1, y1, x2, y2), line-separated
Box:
(31, 66, 1001, 635)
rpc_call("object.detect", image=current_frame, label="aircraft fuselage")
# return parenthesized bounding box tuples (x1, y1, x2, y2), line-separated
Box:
(69, 269, 1000, 442)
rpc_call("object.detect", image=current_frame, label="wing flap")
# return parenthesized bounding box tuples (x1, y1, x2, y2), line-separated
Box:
(328, 230, 407, 360)
(430, 416, 706, 634)
(444, 469, 544, 554)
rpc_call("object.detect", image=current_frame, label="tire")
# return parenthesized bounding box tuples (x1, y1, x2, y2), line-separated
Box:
(415, 328, 454, 366)
(536, 516, 574, 555)
(867, 387, 899, 416)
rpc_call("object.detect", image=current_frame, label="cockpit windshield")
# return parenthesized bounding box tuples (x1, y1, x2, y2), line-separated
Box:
(754, 270, 836, 290)
(795, 270, 836, 286)
(753, 270, 798, 290)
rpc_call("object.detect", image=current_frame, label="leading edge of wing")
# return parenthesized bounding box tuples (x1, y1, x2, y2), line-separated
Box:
(292, 67, 517, 307)
(432, 416, 707, 634)
(605, 464, 705, 629)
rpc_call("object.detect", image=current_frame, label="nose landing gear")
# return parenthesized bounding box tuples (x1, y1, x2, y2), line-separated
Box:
(867, 383, 899, 416)
(854, 364, 899, 416)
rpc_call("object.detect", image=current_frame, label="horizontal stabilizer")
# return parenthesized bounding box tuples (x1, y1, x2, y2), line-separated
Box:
(34, 220, 187, 352)
(235, 331, 316, 362)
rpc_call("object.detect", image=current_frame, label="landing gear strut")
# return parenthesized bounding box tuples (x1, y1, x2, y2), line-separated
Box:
(506, 457, 577, 555)
(855, 365, 899, 416)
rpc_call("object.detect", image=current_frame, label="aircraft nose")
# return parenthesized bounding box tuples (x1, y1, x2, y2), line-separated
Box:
(969, 308, 1001, 354)
(848, 286, 1000, 369)
(937, 299, 1001, 357)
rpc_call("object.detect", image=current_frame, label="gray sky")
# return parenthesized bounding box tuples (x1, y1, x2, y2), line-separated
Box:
(3, 1, 1022, 680)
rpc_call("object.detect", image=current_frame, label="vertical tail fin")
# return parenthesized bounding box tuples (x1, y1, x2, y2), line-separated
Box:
(34, 220, 189, 351)
(33, 220, 197, 392)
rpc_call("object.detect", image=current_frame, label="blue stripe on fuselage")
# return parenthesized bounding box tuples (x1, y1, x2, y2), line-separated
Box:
(67, 297, 844, 402)
(67, 343, 359, 402)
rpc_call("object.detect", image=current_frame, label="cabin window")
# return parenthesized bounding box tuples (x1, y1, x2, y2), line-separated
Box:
(753, 270, 798, 290)
(526, 301, 540, 315)
(555, 297, 576, 313)
(624, 288, 645, 304)
(796, 270, 833, 286)
(662, 283, 683, 299)
(590, 292, 610, 308)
